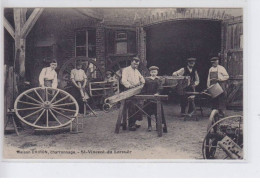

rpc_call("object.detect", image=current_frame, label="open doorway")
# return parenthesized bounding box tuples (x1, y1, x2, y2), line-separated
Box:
(146, 20, 221, 90)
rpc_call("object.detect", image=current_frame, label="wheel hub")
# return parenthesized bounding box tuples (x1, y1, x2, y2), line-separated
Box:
(42, 101, 52, 109)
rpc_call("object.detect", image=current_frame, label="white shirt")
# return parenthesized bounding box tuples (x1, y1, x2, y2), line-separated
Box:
(207, 65, 229, 87)
(121, 66, 145, 88)
(39, 67, 58, 89)
(70, 69, 87, 82)
(172, 67, 200, 86)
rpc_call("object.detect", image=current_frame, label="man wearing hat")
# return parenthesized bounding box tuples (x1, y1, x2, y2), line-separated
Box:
(142, 66, 167, 132)
(207, 57, 229, 116)
(121, 57, 145, 131)
(172, 57, 200, 116)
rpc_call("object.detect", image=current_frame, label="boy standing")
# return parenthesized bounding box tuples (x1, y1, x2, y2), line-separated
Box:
(142, 66, 167, 132)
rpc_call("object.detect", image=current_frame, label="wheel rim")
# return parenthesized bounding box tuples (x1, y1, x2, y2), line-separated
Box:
(14, 87, 79, 129)
(202, 114, 243, 159)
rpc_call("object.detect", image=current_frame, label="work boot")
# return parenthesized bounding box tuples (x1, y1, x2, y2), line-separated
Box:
(148, 126, 152, 132)
(135, 124, 141, 128)
(129, 126, 136, 131)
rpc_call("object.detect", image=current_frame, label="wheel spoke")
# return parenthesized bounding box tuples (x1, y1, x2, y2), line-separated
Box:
(18, 100, 41, 106)
(49, 109, 62, 125)
(53, 102, 76, 107)
(52, 106, 77, 113)
(22, 108, 43, 119)
(33, 109, 46, 125)
(33, 89, 44, 103)
(17, 106, 42, 111)
(50, 90, 60, 103)
(52, 108, 73, 120)
(52, 95, 70, 105)
(24, 94, 42, 104)
(46, 110, 49, 127)
(45, 88, 48, 101)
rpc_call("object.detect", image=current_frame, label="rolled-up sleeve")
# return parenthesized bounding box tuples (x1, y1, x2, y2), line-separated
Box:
(194, 71, 200, 86)
(39, 68, 45, 87)
(70, 70, 75, 79)
(219, 66, 229, 81)
(52, 72, 58, 89)
(121, 68, 131, 88)
(138, 70, 145, 84)
(172, 68, 184, 76)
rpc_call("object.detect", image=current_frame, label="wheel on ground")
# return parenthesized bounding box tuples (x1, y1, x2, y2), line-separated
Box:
(202, 111, 243, 159)
(14, 87, 79, 129)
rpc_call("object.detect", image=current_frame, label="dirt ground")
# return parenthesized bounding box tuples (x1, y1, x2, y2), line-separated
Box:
(3, 103, 242, 160)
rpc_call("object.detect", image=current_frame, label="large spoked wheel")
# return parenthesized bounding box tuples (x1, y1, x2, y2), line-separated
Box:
(202, 111, 243, 159)
(58, 57, 105, 90)
(14, 87, 79, 129)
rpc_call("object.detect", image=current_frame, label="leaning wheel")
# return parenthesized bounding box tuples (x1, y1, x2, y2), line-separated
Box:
(58, 57, 105, 90)
(14, 87, 79, 129)
(202, 111, 243, 159)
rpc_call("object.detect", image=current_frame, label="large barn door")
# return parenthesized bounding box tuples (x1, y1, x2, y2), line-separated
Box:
(221, 16, 243, 109)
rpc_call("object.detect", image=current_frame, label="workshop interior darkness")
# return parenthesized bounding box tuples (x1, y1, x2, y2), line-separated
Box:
(146, 20, 222, 91)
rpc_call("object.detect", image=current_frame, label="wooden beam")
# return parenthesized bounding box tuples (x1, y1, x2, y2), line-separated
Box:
(75, 9, 103, 20)
(4, 17, 15, 39)
(14, 8, 27, 78)
(20, 8, 44, 38)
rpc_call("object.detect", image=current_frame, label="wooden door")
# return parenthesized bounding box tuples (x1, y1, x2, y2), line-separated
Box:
(221, 16, 243, 109)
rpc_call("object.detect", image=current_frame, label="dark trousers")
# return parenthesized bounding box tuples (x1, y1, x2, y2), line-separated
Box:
(180, 86, 194, 113)
(128, 100, 143, 127)
(211, 93, 226, 111)
(147, 104, 166, 127)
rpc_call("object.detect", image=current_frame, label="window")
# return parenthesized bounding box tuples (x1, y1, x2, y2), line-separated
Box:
(115, 31, 127, 54)
(75, 29, 96, 58)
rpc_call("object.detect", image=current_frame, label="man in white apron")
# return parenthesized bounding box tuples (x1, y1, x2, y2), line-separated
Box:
(207, 57, 229, 116)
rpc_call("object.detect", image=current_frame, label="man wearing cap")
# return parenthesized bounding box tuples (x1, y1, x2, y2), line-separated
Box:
(207, 57, 229, 116)
(172, 57, 200, 116)
(121, 57, 145, 131)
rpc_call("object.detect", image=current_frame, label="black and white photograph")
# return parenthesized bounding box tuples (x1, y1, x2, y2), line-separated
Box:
(3, 7, 244, 160)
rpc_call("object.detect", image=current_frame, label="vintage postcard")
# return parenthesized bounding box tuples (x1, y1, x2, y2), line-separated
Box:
(2, 7, 244, 160)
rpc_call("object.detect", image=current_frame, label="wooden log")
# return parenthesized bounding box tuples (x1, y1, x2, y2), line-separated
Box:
(105, 84, 144, 105)
(133, 94, 168, 100)
(115, 100, 126, 133)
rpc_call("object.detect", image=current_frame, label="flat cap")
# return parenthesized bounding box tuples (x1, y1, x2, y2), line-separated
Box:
(149, 66, 159, 71)
(132, 57, 140, 62)
(187, 58, 196, 62)
(210, 57, 219, 61)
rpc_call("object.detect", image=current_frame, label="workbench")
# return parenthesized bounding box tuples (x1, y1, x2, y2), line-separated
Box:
(115, 94, 168, 137)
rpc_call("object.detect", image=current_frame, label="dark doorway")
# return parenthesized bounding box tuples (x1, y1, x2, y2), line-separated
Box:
(146, 20, 221, 90)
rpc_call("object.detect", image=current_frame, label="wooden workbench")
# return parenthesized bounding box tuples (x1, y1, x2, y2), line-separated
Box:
(115, 94, 168, 137)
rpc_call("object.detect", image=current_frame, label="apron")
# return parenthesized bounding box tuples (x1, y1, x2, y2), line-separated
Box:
(209, 68, 227, 110)
(209, 68, 227, 95)
(44, 79, 53, 87)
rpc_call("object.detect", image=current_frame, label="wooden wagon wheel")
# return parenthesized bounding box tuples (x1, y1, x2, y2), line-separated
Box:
(58, 57, 105, 90)
(106, 58, 132, 79)
(202, 111, 243, 159)
(14, 87, 79, 129)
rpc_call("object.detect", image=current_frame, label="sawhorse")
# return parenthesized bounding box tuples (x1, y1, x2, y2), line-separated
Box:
(115, 95, 168, 137)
